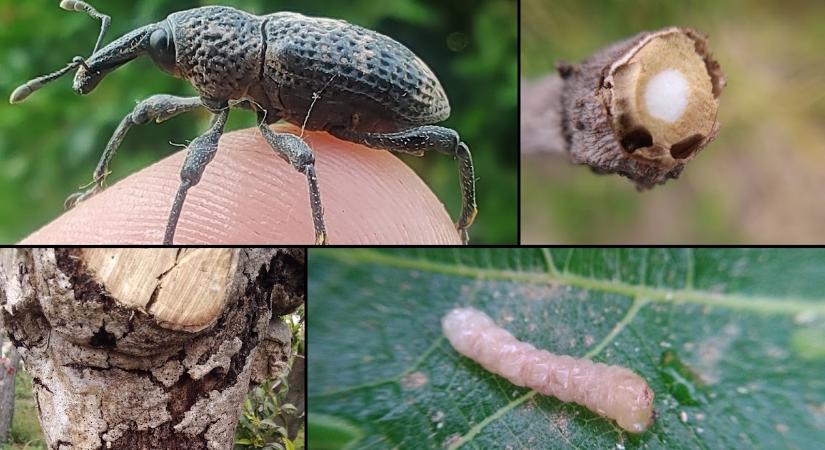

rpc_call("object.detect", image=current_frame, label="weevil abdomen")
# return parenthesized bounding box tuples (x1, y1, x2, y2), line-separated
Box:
(168, 6, 264, 109)
(261, 12, 450, 132)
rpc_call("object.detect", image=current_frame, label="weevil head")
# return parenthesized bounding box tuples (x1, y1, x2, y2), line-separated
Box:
(73, 22, 176, 96)
(10, 4, 179, 103)
(146, 21, 177, 75)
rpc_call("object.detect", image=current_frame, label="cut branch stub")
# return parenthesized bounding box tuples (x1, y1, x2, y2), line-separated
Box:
(82, 248, 235, 332)
(561, 27, 725, 188)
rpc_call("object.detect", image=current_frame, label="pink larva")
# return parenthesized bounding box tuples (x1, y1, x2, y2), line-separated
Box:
(442, 307, 654, 433)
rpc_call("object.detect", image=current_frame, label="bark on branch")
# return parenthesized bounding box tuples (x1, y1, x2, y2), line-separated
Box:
(522, 27, 726, 188)
(0, 248, 305, 450)
(0, 324, 21, 443)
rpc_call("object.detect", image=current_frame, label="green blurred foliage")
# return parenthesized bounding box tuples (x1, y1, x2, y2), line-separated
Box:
(2, 366, 44, 450)
(0, 0, 517, 244)
(522, 0, 825, 244)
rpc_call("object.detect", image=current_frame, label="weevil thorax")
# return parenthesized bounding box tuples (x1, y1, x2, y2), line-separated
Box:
(167, 6, 264, 110)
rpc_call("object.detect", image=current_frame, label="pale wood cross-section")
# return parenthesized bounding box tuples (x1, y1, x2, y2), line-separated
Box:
(82, 248, 236, 331)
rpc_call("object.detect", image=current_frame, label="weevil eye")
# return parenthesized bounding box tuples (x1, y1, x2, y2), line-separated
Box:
(148, 24, 176, 74)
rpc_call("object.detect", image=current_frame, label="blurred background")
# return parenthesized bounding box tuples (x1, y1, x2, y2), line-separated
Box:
(522, 0, 825, 244)
(0, 0, 517, 244)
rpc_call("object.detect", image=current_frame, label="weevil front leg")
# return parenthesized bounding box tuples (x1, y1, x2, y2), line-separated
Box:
(328, 125, 477, 244)
(257, 114, 327, 245)
(163, 107, 229, 245)
(65, 95, 203, 208)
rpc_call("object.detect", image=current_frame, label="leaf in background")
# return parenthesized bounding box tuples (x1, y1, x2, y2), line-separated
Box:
(308, 248, 825, 449)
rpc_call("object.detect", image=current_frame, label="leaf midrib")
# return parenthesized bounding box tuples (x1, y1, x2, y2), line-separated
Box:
(321, 249, 825, 315)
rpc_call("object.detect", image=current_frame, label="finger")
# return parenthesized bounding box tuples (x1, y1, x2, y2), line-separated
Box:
(21, 123, 462, 245)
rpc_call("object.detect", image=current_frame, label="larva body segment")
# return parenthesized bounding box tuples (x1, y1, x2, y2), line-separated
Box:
(442, 307, 654, 433)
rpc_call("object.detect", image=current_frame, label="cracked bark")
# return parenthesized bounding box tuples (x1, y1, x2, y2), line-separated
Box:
(521, 27, 725, 189)
(0, 248, 305, 450)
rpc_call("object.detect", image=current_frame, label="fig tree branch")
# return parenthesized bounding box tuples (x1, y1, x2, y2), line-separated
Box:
(521, 27, 726, 189)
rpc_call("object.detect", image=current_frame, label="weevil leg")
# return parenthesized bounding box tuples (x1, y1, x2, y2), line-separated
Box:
(257, 115, 327, 245)
(65, 95, 203, 209)
(328, 125, 477, 244)
(163, 108, 229, 245)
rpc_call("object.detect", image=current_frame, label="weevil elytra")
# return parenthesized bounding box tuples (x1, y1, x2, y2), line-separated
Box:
(10, 1, 477, 245)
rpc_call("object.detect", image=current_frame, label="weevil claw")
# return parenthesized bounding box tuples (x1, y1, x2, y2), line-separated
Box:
(64, 184, 102, 210)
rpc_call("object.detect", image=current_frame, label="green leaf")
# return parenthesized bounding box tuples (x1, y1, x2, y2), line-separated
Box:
(280, 403, 299, 415)
(308, 249, 825, 449)
(308, 414, 364, 450)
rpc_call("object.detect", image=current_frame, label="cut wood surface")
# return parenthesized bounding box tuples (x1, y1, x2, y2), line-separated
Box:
(0, 248, 305, 450)
(522, 27, 725, 188)
(82, 248, 235, 331)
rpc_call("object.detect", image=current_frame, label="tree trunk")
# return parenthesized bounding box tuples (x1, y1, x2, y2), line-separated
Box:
(521, 27, 725, 189)
(0, 248, 305, 450)
(0, 326, 21, 443)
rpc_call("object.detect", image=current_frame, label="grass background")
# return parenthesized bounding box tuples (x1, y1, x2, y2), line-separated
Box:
(1, 370, 43, 450)
(0, 0, 517, 244)
(522, 0, 825, 244)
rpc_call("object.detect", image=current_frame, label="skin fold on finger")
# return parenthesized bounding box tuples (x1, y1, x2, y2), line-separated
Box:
(21, 123, 462, 245)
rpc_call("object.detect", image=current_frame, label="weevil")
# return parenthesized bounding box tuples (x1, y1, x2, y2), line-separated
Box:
(10, 1, 477, 244)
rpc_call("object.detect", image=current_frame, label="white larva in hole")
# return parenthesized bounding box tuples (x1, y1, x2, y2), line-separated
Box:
(442, 307, 654, 433)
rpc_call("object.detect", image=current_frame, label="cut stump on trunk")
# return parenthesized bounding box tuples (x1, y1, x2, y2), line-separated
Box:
(0, 248, 305, 450)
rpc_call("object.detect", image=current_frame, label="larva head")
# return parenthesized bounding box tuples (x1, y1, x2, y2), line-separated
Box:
(607, 368, 655, 433)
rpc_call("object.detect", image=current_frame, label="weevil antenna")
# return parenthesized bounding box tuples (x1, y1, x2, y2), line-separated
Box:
(9, 1, 111, 104)
(60, 0, 112, 56)
(9, 57, 86, 104)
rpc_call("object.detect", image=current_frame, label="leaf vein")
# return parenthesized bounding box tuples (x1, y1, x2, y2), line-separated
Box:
(327, 250, 825, 315)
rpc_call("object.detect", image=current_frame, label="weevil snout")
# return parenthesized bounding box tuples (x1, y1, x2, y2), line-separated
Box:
(72, 60, 102, 95)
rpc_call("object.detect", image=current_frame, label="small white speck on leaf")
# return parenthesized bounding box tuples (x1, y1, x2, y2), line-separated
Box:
(679, 411, 688, 423)
(400, 371, 428, 389)
(794, 310, 818, 325)
(443, 434, 462, 448)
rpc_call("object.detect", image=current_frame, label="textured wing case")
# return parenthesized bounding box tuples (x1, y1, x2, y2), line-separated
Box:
(261, 12, 450, 131)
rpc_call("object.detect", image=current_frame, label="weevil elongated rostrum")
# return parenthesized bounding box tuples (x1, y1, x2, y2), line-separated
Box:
(10, 1, 477, 244)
